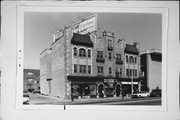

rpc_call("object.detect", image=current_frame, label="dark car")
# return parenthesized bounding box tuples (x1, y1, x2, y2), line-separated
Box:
(23, 94, 30, 104)
(150, 89, 161, 97)
(33, 90, 41, 94)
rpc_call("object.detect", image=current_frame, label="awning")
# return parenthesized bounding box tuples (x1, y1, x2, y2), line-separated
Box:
(71, 33, 94, 47)
(124, 44, 139, 55)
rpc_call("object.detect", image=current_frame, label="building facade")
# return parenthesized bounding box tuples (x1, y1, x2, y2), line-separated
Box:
(140, 49, 162, 92)
(23, 69, 40, 92)
(40, 15, 143, 99)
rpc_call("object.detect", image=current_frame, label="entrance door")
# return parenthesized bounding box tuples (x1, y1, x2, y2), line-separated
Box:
(116, 84, 121, 97)
(98, 84, 104, 98)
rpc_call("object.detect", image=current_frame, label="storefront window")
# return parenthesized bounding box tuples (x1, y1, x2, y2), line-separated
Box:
(84, 86, 90, 95)
(89, 85, 96, 95)
(72, 85, 80, 96)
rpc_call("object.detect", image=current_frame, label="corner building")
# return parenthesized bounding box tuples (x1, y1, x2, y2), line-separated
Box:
(40, 15, 143, 99)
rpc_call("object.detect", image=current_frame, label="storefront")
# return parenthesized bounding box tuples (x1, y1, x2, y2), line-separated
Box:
(67, 76, 121, 99)
(120, 78, 141, 96)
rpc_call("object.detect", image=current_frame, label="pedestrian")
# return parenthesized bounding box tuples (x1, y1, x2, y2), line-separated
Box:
(122, 90, 125, 99)
(71, 88, 74, 101)
(102, 90, 105, 98)
(71, 94, 74, 101)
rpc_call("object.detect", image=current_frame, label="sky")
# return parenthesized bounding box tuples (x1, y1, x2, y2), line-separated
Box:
(24, 12, 162, 69)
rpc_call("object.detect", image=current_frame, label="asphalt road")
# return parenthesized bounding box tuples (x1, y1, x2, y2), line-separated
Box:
(93, 98, 161, 105)
(27, 93, 161, 106)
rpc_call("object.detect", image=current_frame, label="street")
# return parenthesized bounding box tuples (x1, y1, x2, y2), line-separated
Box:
(26, 93, 161, 105)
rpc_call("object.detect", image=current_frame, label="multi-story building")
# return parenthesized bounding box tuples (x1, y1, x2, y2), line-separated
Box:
(40, 15, 142, 99)
(140, 49, 162, 92)
(23, 69, 40, 92)
(40, 48, 52, 95)
(123, 43, 142, 94)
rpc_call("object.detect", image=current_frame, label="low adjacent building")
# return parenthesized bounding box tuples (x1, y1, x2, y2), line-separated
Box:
(140, 49, 162, 92)
(23, 69, 40, 92)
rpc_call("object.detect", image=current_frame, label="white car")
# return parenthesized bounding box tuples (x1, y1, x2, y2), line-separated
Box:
(23, 94, 30, 104)
(133, 91, 150, 98)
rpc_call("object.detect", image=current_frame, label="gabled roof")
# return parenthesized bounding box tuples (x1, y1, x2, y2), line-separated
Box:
(71, 33, 93, 47)
(125, 44, 139, 55)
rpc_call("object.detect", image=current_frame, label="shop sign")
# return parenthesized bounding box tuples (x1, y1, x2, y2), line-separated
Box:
(73, 15, 97, 34)
(104, 79, 114, 83)
(122, 82, 138, 85)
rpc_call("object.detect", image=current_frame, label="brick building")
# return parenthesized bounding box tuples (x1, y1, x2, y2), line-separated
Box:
(40, 15, 143, 99)
(23, 69, 40, 92)
(140, 49, 162, 92)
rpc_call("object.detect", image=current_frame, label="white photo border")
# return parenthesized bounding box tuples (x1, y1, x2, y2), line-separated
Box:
(16, 2, 168, 111)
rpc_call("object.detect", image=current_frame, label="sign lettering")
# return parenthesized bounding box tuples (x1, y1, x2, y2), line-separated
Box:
(73, 15, 97, 34)
(104, 79, 114, 83)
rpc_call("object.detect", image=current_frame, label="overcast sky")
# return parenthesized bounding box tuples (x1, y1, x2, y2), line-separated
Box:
(24, 12, 162, 69)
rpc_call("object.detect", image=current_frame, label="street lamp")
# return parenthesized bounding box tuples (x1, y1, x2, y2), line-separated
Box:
(129, 56, 134, 95)
(131, 68, 133, 95)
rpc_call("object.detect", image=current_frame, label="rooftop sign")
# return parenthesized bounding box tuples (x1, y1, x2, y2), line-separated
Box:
(53, 30, 63, 42)
(73, 14, 97, 34)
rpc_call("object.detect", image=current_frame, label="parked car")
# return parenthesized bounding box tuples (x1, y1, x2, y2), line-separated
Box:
(23, 90, 28, 93)
(132, 91, 150, 98)
(33, 90, 41, 94)
(23, 94, 30, 104)
(150, 89, 161, 97)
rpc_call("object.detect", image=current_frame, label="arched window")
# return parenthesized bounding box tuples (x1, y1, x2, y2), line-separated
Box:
(73, 47, 77, 57)
(79, 48, 86, 57)
(130, 56, 134, 63)
(87, 49, 91, 58)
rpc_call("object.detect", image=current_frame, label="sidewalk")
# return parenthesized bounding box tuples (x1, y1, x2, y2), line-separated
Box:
(29, 93, 132, 105)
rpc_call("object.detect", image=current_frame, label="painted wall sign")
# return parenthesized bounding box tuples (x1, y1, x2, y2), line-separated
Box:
(73, 15, 97, 34)
(104, 79, 114, 83)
